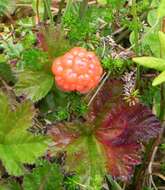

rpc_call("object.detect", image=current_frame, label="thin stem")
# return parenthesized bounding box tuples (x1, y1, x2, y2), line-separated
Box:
(132, 0, 139, 53)
(162, 17, 165, 33)
(132, 0, 141, 89)
(56, 0, 65, 24)
(79, 0, 88, 19)
(159, 84, 165, 120)
(43, 0, 54, 24)
(63, 0, 73, 17)
(36, 0, 40, 24)
(159, 17, 165, 121)
(88, 71, 111, 106)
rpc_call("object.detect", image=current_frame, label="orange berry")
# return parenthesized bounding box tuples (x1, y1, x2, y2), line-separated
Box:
(51, 47, 103, 93)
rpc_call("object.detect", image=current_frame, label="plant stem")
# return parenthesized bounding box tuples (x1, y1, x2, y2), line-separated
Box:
(36, 0, 40, 24)
(159, 83, 165, 120)
(132, 0, 141, 89)
(159, 18, 165, 120)
(132, 1, 139, 53)
(79, 0, 88, 19)
(88, 71, 111, 106)
(162, 17, 165, 33)
(63, 0, 73, 17)
(56, 0, 65, 24)
(43, 0, 54, 24)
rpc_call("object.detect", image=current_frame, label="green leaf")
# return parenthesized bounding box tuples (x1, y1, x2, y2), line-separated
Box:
(97, 0, 107, 5)
(0, 180, 21, 190)
(106, 175, 122, 190)
(0, 61, 15, 83)
(157, 0, 165, 19)
(15, 70, 54, 102)
(159, 31, 165, 59)
(0, 0, 16, 16)
(22, 32, 36, 49)
(2, 38, 23, 59)
(50, 123, 106, 189)
(0, 91, 49, 176)
(23, 161, 63, 190)
(133, 57, 165, 71)
(65, 135, 106, 189)
(147, 9, 158, 26)
(153, 70, 165, 86)
(142, 30, 160, 57)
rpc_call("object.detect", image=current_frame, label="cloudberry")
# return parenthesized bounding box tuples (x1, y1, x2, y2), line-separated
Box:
(52, 47, 103, 93)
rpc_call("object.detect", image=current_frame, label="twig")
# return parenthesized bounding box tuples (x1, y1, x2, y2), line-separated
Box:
(88, 71, 111, 106)
(36, 0, 40, 24)
(152, 173, 165, 181)
(84, 71, 106, 100)
(112, 27, 126, 36)
(147, 124, 165, 189)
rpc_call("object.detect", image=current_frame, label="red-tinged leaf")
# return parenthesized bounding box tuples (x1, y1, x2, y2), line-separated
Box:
(87, 80, 123, 123)
(95, 103, 160, 180)
(49, 79, 161, 184)
(48, 123, 80, 149)
(49, 125, 106, 188)
(96, 103, 161, 145)
(104, 143, 141, 181)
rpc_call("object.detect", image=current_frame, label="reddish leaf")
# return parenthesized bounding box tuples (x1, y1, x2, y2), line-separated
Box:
(95, 103, 160, 180)
(49, 79, 161, 183)
(93, 81, 160, 180)
(48, 123, 80, 149)
(87, 79, 123, 123)
(96, 104, 161, 145)
(104, 143, 141, 181)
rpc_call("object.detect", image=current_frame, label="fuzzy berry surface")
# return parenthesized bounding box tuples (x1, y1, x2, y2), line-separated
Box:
(51, 47, 103, 93)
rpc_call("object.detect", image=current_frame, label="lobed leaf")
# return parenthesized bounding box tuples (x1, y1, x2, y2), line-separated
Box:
(97, 103, 161, 145)
(49, 79, 161, 184)
(0, 180, 21, 190)
(0, 91, 49, 176)
(65, 135, 106, 189)
(87, 80, 123, 123)
(23, 161, 63, 190)
(48, 123, 80, 150)
(0, 61, 15, 83)
(49, 123, 106, 189)
(95, 103, 160, 180)
(15, 70, 54, 102)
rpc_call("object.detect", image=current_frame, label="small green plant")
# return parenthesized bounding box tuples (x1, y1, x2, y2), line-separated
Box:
(133, 31, 165, 86)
